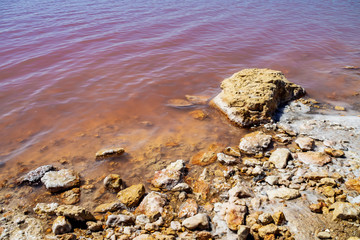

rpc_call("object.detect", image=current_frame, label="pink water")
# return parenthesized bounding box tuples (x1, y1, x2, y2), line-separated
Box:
(0, 0, 360, 185)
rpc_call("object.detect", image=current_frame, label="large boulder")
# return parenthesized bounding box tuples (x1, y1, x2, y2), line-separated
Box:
(211, 68, 305, 127)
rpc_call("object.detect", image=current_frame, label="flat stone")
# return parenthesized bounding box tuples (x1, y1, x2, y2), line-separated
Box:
(331, 202, 360, 221)
(55, 205, 95, 221)
(60, 188, 80, 205)
(182, 213, 210, 230)
(103, 174, 124, 192)
(324, 148, 344, 157)
(178, 198, 198, 218)
(151, 160, 185, 189)
(265, 176, 279, 185)
(269, 148, 290, 169)
(295, 137, 314, 151)
(34, 203, 59, 215)
(243, 157, 262, 167)
(135, 191, 167, 221)
(223, 146, 241, 157)
(86, 221, 103, 232)
(41, 169, 80, 193)
(217, 153, 238, 165)
(117, 184, 145, 207)
(95, 147, 125, 160)
(211, 68, 305, 127)
(166, 99, 193, 108)
(267, 187, 300, 200)
(172, 183, 190, 192)
(94, 201, 124, 213)
(17, 165, 55, 185)
(317, 231, 331, 239)
(106, 214, 134, 227)
(52, 216, 71, 235)
(239, 131, 272, 154)
(297, 152, 331, 166)
(190, 151, 217, 166)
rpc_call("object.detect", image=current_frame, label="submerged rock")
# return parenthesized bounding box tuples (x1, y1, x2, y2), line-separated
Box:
(103, 174, 124, 192)
(95, 147, 125, 160)
(41, 169, 80, 193)
(239, 131, 272, 154)
(211, 68, 305, 127)
(17, 165, 55, 185)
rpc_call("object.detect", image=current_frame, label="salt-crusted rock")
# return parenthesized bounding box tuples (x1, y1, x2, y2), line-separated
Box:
(185, 95, 210, 105)
(178, 198, 198, 218)
(17, 165, 55, 185)
(136, 214, 150, 226)
(317, 231, 331, 239)
(243, 158, 261, 167)
(52, 216, 71, 235)
(258, 213, 273, 225)
(266, 187, 300, 200)
(172, 183, 190, 192)
(86, 221, 103, 232)
(60, 188, 80, 205)
(182, 213, 210, 230)
(117, 184, 145, 207)
(95, 147, 125, 160)
(239, 131, 272, 154)
(106, 214, 134, 227)
(217, 153, 238, 165)
(103, 174, 124, 192)
(295, 136, 314, 151)
(228, 183, 251, 203)
(94, 201, 124, 213)
(331, 202, 360, 221)
(170, 221, 182, 231)
(41, 169, 80, 193)
(223, 203, 247, 231)
(211, 68, 305, 127)
(269, 148, 290, 169)
(55, 205, 95, 221)
(135, 191, 167, 221)
(297, 152, 331, 166)
(151, 160, 185, 189)
(34, 203, 59, 215)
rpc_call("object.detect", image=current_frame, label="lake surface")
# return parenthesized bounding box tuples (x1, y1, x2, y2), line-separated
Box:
(0, 0, 359, 185)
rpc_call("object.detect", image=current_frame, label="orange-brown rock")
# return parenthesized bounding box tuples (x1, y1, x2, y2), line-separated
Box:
(324, 148, 345, 157)
(190, 151, 217, 166)
(189, 110, 207, 120)
(297, 152, 331, 166)
(345, 178, 360, 193)
(178, 199, 198, 218)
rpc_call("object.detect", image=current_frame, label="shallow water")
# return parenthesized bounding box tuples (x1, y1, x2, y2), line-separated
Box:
(0, 0, 360, 186)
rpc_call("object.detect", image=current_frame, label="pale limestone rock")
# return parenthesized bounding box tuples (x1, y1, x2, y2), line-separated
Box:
(217, 153, 238, 165)
(94, 201, 124, 213)
(95, 147, 125, 160)
(52, 216, 71, 235)
(34, 203, 59, 215)
(55, 205, 95, 221)
(17, 165, 55, 185)
(135, 191, 167, 221)
(267, 187, 300, 200)
(151, 160, 185, 190)
(106, 214, 134, 227)
(103, 174, 124, 192)
(331, 202, 360, 221)
(41, 169, 80, 193)
(269, 148, 290, 169)
(295, 136, 314, 151)
(182, 213, 210, 230)
(297, 152, 331, 166)
(239, 131, 272, 154)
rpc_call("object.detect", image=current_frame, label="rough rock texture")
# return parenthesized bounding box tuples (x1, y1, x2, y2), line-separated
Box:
(295, 136, 314, 151)
(269, 148, 290, 169)
(217, 153, 238, 165)
(151, 160, 185, 189)
(95, 147, 125, 160)
(17, 165, 55, 185)
(60, 188, 80, 205)
(103, 174, 124, 192)
(34, 203, 59, 215)
(331, 202, 360, 221)
(211, 68, 305, 127)
(178, 198, 198, 218)
(223, 203, 247, 230)
(297, 152, 332, 166)
(182, 213, 210, 230)
(267, 188, 300, 200)
(41, 169, 80, 193)
(117, 184, 145, 207)
(52, 216, 72, 235)
(94, 201, 124, 213)
(55, 205, 95, 221)
(135, 192, 167, 220)
(106, 214, 134, 227)
(239, 131, 272, 154)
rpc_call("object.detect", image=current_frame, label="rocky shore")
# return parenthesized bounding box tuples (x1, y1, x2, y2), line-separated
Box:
(1, 69, 360, 240)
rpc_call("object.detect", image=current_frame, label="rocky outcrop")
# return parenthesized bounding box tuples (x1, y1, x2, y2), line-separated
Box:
(211, 68, 305, 127)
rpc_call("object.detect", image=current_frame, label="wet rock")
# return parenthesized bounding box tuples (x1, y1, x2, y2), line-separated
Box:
(55, 205, 95, 221)
(106, 214, 134, 227)
(17, 165, 55, 185)
(265, 176, 279, 186)
(295, 136, 314, 151)
(167, 99, 193, 108)
(103, 174, 124, 192)
(135, 191, 167, 221)
(239, 131, 272, 154)
(94, 201, 124, 213)
(178, 198, 198, 218)
(258, 224, 278, 239)
(190, 151, 217, 166)
(86, 221, 103, 232)
(269, 148, 290, 169)
(151, 160, 185, 189)
(317, 231, 331, 239)
(272, 212, 286, 225)
(324, 148, 344, 157)
(331, 202, 360, 221)
(34, 203, 59, 215)
(345, 178, 360, 193)
(189, 110, 207, 120)
(61, 188, 80, 205)
(182, 213, 210, 230)
(172, 183, 190, 192)
(258, 213, 273, 225)
(95, 147, 125, 160)
(211, 68, 305, 126)
(117, 184, 145, 207)
(52, 216, 72, 235)
(185, 95, 210, 105)
(237, 225, 250, 240)
(217, 153, 238, 165)
(267, 187, 300, 200)
(297, 152, 332, 166)
(223, 146, 241, 157)
(41, 169, 80, 193)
